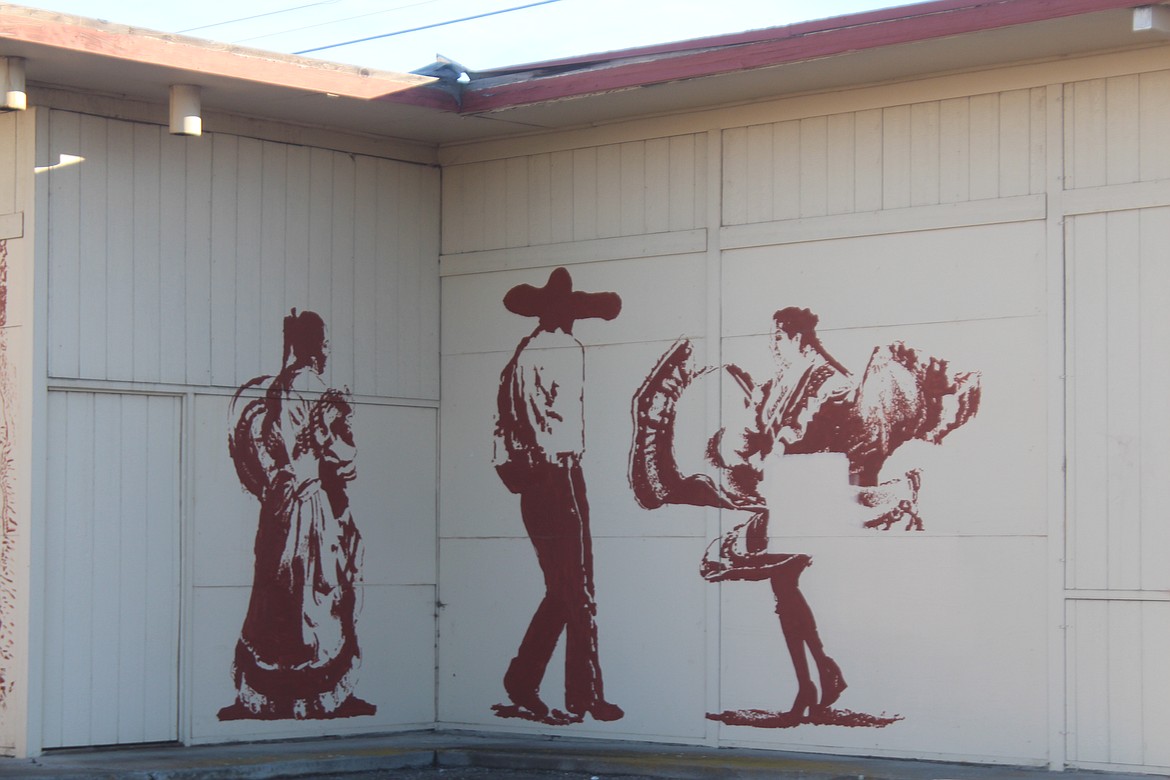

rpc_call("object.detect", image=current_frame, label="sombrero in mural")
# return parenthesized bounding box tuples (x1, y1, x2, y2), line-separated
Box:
(503, 267, 621, 330)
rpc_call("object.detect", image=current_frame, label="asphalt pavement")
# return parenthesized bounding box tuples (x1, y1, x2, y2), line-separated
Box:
(0, 730, 1165, 780)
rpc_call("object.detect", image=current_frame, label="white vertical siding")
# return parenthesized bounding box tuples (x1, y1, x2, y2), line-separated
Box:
(1067, 207, 1170, 593)
(0, 112, 18, 217)
(881, 104, 911, 208)
(184, 134, 213, 387)
(967, 93, 1000, 200)
(42, 391, 180, 748)
(46, 110, 79, 379)
(440, 133, 707, 254)
(1065, 70, 1170, 189)
(722, 88, 1047, 226)
(393, 162, 440, 400)
(158, 132, 188, 387)
(232, 137, 262, 385)
(1067, 600, 1170, 770)
(39, 108, 443, 750)
(909, 101, 940, 207)
(105, 119, 135, 381)
(45, 110, 441, 400)
(329, 151, 357, 394)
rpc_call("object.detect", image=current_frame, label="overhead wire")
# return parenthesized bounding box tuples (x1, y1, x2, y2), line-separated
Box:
(232, 0, 445, 44)
(294, 0, 565, 55)
(178, 0, 342, 33)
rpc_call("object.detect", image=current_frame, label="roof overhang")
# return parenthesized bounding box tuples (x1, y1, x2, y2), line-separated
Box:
(0, 0, 1166, 147)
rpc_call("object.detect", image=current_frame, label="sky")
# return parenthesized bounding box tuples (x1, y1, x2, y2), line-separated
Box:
(27, 0, 905, 74)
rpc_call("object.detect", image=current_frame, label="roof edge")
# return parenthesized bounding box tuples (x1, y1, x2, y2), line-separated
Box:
(456, 0, 1151, 113)
(0, 3, 434, 99)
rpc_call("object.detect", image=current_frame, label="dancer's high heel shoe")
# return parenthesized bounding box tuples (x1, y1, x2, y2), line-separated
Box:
(817, 656, 847, 710)
(788, 682, 818, 721)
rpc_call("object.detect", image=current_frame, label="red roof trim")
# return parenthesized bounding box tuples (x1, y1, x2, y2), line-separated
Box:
(460, 0, 1144, 113)
(471, 0, 984, 73)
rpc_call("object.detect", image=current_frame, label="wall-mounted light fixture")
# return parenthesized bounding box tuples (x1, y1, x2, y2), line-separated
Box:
(1, 57, 26, 111)
(169, 84, 202, 136)
(1134, 5, 1170, 33)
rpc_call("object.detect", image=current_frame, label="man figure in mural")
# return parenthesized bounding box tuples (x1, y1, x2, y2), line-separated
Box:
(218, 309, 375, 721)
(630, 307, 981, 728)
(492, 267, 624, 725)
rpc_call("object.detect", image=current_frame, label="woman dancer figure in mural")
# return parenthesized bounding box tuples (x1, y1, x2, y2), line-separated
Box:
(630, 307, 980, 728)
(219, 309, 375, 721)
(707, 308, 852, 725)
(492, 267, 624, 725)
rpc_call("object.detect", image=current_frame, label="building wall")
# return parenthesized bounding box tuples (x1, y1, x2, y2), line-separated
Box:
(11, 36, 1170, 774)
(721, 88, 1047, 222)
(437, 49, 1170, 773)
(0, 107, 39, 757)
(1061, 70, 1170, 772)
(36, 108, 440, 749)
(441, 134, 707, 253)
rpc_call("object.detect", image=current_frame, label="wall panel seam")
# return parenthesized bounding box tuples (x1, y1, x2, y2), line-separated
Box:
(721, 194, 1045, 249)
(44, 379, 440, 408)
(439, 229, 708, 277)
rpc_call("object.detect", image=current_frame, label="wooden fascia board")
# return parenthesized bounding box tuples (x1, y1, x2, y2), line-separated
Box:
(0, 8, 433, 100)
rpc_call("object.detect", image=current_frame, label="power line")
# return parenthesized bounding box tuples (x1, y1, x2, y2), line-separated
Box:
(234, 0, 444, 45)
(178, 0, 341, 34)
(294, 0, 565, 55)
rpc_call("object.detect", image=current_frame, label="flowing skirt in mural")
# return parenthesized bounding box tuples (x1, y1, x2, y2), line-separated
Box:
(220, 471, 372, 719)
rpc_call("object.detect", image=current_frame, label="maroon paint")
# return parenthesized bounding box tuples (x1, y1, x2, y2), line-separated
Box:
(468, 0, 1137, 78)
(219, 309, 374, 721)
(0, 240, 15, 705)
(455, 0, 1139, 113)
(491, 268, 624, 725)
(707, 708, 902, 729)
(0, 238, 6, 329)
(630, 308, 981, 728)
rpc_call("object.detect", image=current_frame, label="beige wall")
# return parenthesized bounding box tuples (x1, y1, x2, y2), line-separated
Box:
(11, 35, 1170, 774)
(34, 109, 441, 750)
(0, 107, 37, 757)
(1062, 70, 1170, 771)
(437, 49, 1170, 774)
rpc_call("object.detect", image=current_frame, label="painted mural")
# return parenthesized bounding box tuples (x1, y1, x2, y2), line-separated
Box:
(219, 309, 375, 721)
(630, 307, 981, 728)
(0, 240, 15, 708)
(491, 267, 625, 725)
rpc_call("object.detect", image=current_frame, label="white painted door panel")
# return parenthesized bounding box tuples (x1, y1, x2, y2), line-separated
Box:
(43, 391, 180, 748)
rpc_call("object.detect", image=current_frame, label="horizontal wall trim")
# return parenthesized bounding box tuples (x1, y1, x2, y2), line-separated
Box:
(1061, 178, 1170, 217)
(721, 194, 1046, 249)
(46, 378, 440, 409)
(439, 228, 708, 277)
(1065, 589, 1170, 602)
(0, 212, 22, 240)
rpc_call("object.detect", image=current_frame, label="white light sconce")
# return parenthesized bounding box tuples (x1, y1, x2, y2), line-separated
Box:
(169, 84, 202, 136)
(1, 57, 26, 111)
(1134, 5, 1170, 33)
